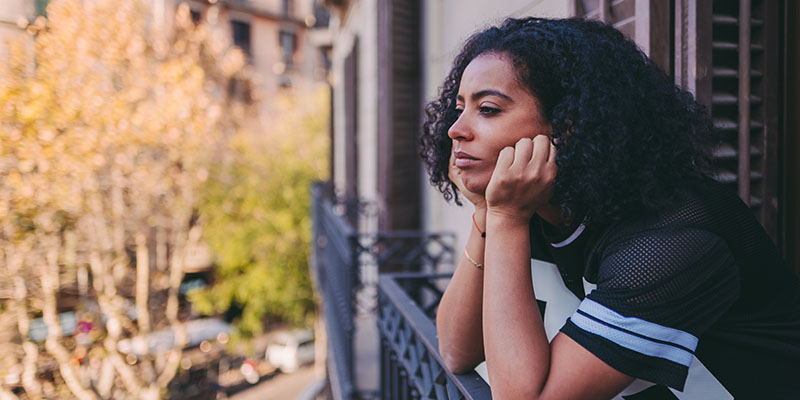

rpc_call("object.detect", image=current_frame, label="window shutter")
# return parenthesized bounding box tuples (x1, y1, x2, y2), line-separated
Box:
(578, 0, 783, 243)
(576, 0, 637, 38)
(377, 0, 421, 231)
(575, 0, 672, 75)
(708, 0, 781, 241)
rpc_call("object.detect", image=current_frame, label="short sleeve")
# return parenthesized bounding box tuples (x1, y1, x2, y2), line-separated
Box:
(560, 226, 740, 390)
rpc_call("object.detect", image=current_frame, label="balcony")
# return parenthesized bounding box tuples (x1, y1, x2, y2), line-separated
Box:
(311, 182, 488, 399)
(378, 273, 492, 399)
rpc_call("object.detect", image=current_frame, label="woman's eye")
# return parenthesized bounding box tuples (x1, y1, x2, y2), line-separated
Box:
(454, 107, 464, 116)
(479, 106, 500, 115)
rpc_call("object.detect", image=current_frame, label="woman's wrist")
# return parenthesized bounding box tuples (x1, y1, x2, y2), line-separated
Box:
(473, 205, 487, 236)
(486, 208, 531, 227)
(473, 199, 487, 213)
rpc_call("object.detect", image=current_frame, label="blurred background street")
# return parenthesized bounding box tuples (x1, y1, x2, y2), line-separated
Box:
(0, 0, 332, 398)
(229, 365, 317, 400)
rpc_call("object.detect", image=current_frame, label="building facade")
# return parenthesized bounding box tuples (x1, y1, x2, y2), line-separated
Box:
(162, 0, 333, 117)
(0, 0, 45, 61)
(2, 0, 332, 118)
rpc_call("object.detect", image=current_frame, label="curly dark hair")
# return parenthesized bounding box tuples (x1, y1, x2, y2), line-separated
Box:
(419, 17, 716, 225)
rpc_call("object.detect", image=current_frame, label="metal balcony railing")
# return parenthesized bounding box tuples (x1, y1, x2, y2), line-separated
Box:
(311, 182, 457, 399)
(311, 183, 360, 399)
(377, 273, 491, 400)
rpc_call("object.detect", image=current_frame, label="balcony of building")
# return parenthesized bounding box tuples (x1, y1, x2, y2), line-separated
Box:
(310, 182, 491, 399)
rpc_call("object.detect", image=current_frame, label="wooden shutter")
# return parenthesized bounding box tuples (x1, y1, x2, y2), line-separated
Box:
(577, 0, 637, 37)
(582, 1, 790, 256)
(377, 0, 422, 231)
(575, 0, 672, 75)
(706, 0, 781, 242)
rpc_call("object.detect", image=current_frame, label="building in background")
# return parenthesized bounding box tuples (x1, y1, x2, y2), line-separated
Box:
(0, 0, 47, 61)
(166, 0, 332, 106)
(2, 0, 333, 117)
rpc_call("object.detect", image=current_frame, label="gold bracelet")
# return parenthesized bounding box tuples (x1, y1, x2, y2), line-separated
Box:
(464, 249, 484, 270)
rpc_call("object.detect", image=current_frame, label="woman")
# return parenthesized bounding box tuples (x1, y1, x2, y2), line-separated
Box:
(420, 17, 800, 399)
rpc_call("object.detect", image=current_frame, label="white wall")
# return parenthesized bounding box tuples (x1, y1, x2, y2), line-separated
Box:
(420, 0, 572, 268)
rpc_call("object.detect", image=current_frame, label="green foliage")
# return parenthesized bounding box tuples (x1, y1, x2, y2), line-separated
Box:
(191, 89, 329, 336)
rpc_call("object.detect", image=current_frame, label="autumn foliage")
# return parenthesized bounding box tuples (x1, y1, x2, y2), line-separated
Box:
(0, 0, 326, 398)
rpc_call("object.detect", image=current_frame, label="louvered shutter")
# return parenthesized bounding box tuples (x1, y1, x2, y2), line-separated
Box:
(578, 0, 782, 243)
(576, 0, 637, 37)
(575, 0, 672, 86)
(377, 0, 422, 232)
(708, 0, 781, 241)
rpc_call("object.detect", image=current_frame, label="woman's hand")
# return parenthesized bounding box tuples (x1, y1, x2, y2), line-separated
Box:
(485, 135, 556, 221)
(449, 150, 487, 212)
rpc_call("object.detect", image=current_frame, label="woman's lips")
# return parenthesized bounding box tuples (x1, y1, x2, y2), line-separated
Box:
(453, 150, 479, 168)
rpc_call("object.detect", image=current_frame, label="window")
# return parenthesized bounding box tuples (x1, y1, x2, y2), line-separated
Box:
(189, 9, 202, 25)
(282, 0, 294, 16)
(312, 0, 331, 28)
(231, 20, 251, 58)
(279, 31, 297, 66)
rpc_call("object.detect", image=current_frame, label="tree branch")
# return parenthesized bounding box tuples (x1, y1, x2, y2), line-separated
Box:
(5, 242, 43, 400)
(135, 232, 151, 334)
(39, 238, 98, 400)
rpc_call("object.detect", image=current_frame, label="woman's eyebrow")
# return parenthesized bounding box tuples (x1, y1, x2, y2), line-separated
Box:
(456, 89, 514, 103)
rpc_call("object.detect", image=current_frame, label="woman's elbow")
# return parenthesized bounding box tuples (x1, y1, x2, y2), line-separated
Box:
(440, 349, 481, 374)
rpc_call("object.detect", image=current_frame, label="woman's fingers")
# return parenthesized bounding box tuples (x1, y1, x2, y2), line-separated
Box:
(547, 141, 557, 164)
(530, 135, 551, 168)
(486, 136, 556, 219)
(513, 138, 533, 169)
(496, 145, 515, 171)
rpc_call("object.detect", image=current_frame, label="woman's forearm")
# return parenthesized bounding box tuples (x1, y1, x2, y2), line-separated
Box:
(436, 210, 487, 373)
(483, 212, 550, 398)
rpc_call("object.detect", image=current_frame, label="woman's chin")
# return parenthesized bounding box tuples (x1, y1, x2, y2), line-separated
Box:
(462, 178, 488, 196)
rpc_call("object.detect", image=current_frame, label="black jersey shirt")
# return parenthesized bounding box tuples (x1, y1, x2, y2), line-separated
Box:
(529, 178, 800, 399)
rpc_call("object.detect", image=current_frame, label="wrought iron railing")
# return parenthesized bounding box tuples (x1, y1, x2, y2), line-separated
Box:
(377, 273, 491, 399)
(312, 183, 359, 399)
(311, 182, 457, 399)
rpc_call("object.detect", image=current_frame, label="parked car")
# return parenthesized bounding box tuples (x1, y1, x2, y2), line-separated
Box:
(117, 318, 231, 356)
(265, 329, 314, 372)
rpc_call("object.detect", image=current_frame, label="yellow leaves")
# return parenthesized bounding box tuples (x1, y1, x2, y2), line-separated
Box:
(0, 0, 256, 240)
(220, 49, 246, 77)
(174, 3, 195, 31)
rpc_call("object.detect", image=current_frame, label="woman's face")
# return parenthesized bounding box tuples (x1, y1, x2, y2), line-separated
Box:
(448, 52, 551, 195)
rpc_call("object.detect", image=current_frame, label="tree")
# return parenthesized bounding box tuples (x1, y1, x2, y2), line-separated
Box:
(191, 89, 329, 336)
(0, 0, 254, 398)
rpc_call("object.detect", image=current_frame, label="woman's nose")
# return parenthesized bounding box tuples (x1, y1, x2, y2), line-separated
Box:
(447, 114, 472, 141)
